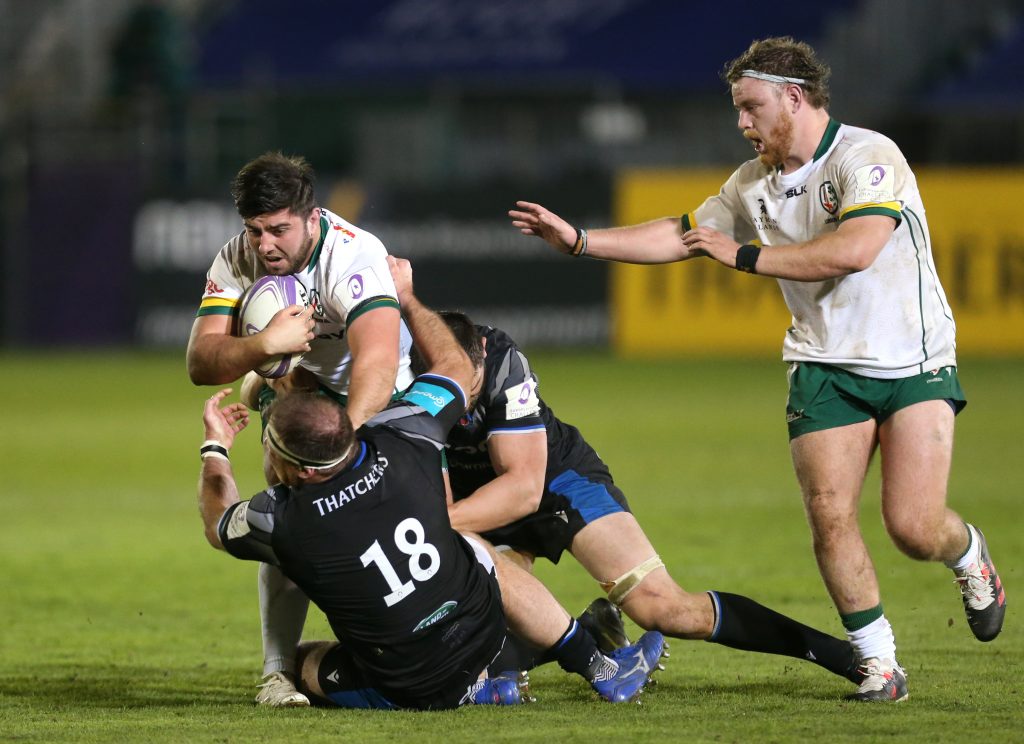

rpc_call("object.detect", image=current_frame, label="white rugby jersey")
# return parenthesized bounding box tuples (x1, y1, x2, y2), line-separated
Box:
(197, 208, 414, 396)
(684, 120, 957, 378)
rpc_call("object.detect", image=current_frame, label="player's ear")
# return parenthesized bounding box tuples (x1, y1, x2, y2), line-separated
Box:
(481, 336, 487, 358)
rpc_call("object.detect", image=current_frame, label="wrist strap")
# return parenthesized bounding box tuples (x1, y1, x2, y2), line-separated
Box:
(571, 227, 588, 257)
(201, 440, 229, 462)
(735, 244, 761, 273)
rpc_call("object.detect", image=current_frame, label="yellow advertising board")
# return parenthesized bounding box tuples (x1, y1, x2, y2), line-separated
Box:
(612, 168, 1024, 356)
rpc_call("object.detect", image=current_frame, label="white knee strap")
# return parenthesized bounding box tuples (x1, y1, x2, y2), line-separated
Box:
(600, 555, 665, 606)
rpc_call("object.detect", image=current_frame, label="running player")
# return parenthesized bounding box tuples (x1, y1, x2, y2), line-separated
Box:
(508, 36, 1006, 703)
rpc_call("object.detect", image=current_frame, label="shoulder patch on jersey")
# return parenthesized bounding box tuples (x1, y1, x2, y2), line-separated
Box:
(504, 380, 540, 420)
(853, 164, 895, 204)
(225, 502, 252, 540)
(403, 380, 456, 417)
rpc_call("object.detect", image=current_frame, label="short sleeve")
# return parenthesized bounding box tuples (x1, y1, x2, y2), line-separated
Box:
(217, 490, 280, 564)
(364, 373, 468, 448)
(482, 343, 544, 436)
(197, 240, 247, 319)
(327, 233, 401, 326)
(835, 141, 904, 226)
(682, 168, 758, 244)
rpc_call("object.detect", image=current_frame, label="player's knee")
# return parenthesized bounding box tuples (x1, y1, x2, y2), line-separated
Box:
(885, 519, 942, 561)
(620, 581, 711, 638)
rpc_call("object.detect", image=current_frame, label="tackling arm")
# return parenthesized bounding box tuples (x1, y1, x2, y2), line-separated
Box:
(447, 430, 548, 534)
(196, 388, 250, 549)
(388, 256, 474, 394)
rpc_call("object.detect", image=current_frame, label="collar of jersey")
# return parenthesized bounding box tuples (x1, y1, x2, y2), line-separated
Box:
(811, 118, 842, 162)
(302, 214, 330, 274)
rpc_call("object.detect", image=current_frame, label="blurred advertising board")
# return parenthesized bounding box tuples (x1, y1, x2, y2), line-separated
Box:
(132, 181, 611, 349)
(613, 168, 1024, 356)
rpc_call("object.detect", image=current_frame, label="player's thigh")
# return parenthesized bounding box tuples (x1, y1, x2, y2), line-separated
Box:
(570, 512, 657, 581)
(790, 420, 877, 518)
(877, 399, 955, 530)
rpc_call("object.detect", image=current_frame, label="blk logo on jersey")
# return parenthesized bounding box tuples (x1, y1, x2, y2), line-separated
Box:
(785, 185, 807, 198)
(819, 181, 839, 214)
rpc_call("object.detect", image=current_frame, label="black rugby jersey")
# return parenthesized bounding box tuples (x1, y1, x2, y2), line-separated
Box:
(445, 325, 590, 499)
(218, 373, 504, 707)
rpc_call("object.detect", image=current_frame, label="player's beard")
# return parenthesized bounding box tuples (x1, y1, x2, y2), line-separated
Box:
(265, 225, 315, 276)
(757, 108, 795, 169)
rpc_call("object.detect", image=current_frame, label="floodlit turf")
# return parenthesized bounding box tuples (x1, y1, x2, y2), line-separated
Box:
(0, 351, 1019, 743)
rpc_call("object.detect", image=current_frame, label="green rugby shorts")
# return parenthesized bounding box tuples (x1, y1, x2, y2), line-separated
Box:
(785, 362, 967, 440)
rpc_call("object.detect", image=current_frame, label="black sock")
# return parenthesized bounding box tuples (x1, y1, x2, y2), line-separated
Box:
(709, 591, 858, 682)
(491, 632, 543, 672)
(551, 619, 604, 681)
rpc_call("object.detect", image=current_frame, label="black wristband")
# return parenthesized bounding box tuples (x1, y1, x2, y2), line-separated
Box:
(735, 244, 761, 273)
(200, 443, 229, 461)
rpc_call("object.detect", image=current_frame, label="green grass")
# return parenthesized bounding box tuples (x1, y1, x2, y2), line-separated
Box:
(0, 352, 1020, 743)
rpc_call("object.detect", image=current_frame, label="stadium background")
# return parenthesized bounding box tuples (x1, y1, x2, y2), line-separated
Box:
(2, 0, 1023, 353)
(1, 2, 1022, 741)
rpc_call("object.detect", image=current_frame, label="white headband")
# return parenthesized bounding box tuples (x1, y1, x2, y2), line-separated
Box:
(741, 69, 807, 85)
(264, 423, 353, 471)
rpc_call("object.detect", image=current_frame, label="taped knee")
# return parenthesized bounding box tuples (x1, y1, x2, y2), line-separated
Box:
(599, 555, 665, 606)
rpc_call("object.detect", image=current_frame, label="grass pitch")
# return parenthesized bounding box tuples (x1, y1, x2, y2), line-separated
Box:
(0, 351, 1019, 743)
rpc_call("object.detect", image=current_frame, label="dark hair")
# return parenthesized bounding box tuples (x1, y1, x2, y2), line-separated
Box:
(231, 151, 317, 219)
(722, 36, 831, 109)
(267, 392, 353, 466)
(410, 310, 484, 376)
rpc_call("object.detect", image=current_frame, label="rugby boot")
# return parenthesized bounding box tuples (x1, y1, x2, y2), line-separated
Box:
(954, 525, 1006, 642)
(255, 671, 310, 707)
(469, 670, 532, 705)
(590, 630, 666, 703)
(844, 658, 908, 703)
(578, 597, 631, 653)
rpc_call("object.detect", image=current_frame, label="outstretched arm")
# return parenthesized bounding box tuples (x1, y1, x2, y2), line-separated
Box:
(509, 201, 699, 264)
(197, 388, 250, 549)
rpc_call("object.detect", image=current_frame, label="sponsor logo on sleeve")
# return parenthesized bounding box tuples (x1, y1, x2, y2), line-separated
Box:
(504, 381, 540, 420)
(404, 381, 456, 416)
(853, 163, 895, 203)
(347, 273, 364, 300)
(225, 503, 252, 540)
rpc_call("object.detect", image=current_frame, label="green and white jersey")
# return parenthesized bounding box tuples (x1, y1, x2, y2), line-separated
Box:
(197, 208, 414, 396)
(684, 120, 956, 379)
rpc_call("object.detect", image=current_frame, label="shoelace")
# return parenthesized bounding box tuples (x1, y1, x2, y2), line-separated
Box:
(955, 562, 995, 607)
(856, 661, 904, 692)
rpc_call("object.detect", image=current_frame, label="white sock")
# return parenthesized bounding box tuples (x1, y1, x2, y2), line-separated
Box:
(259, 562, 310, 676)
(846, 614, 897, 664)
(946, 524, 980, 572)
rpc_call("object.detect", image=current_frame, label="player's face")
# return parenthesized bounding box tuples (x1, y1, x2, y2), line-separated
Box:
(732, 78, 795, 168)
(244, 207, 319, 275)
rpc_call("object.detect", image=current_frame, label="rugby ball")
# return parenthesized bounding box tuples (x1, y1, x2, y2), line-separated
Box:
(238, 275, 310, 378)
